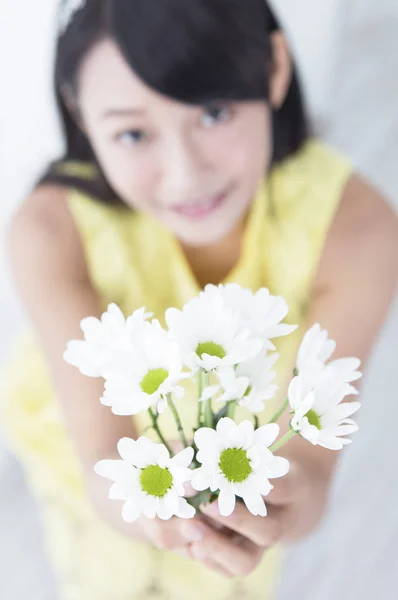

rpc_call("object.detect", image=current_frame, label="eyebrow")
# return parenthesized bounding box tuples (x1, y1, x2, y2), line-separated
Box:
(101, 108, 146, 119)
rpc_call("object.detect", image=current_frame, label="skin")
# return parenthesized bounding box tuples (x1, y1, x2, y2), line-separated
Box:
(8, 30, 398, 580)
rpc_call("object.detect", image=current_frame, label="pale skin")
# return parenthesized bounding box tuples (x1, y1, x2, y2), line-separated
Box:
(8, 31, 398, 579)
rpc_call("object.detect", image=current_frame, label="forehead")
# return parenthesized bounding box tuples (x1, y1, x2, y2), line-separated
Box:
(77, 38, 172, 114)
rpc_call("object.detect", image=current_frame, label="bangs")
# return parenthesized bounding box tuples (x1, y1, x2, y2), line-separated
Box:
(108, 0, 272, 104)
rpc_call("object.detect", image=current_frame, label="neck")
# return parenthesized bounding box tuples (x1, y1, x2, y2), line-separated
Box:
(180, 214, 248, 288)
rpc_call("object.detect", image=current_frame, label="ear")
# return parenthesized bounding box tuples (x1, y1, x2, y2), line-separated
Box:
(269, 32, 293, 109)
(61, 83, 85, 130)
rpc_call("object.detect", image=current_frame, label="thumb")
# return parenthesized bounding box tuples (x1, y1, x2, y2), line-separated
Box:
(266, 460, 310, 506)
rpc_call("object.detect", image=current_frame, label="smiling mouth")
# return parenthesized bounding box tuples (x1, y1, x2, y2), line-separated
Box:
(170, 188, 231, 220)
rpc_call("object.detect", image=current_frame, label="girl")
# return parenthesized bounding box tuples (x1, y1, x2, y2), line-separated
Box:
(2, 1, 397, 599)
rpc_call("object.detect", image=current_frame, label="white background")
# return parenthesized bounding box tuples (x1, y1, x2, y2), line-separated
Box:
(1, 1, 398, 598)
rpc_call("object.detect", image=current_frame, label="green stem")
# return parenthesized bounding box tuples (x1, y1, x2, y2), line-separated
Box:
(227, 401, 236, 419)
(168, 394, 188, 448)
(204, 372, 213, 428)
(269, 429, 296, 453)
(197, 371, 204, 427)
(148, 407, 172, 454)
(254, 415, 260, 430)
(269, 397, 289, 424)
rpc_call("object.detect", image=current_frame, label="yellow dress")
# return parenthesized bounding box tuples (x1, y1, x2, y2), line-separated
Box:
(0, 141, 352, 600)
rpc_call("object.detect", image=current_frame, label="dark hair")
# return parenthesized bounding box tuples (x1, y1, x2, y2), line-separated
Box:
(40, 0, 308, 205)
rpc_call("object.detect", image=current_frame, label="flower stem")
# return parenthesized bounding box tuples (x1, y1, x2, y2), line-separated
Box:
(168, 394, 189, 448)
(269, 428, 296, 453)
(227, 401, 236, 419)
(148, 407, 172, 454)
(203, 373, 214, 428)
(269, 397, 289, 424)
(204, 372, 213, 428)
(197, 371, 204, 427)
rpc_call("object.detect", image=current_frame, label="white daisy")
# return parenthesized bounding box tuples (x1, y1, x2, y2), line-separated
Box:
(64, 304, 150, 378)
(202, 284, 297, 350)
(288, 370, 361, 451)
(95, 437, 196, 522)
(297, 323, 341, 378)
(101, 320, 184, 415)
(217, 352, 279, 413)
(166, 294, 262, 373)
(191, 418, 290, 517)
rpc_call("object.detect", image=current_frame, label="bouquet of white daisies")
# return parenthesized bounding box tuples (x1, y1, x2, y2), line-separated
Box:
(64, 284, 361, 523)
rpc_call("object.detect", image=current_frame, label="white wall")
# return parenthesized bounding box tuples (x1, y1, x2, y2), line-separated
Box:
(270, 0, 347, 123)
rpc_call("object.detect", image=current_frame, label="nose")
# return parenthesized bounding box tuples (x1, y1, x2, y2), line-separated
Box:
(159, 133, 207, 204)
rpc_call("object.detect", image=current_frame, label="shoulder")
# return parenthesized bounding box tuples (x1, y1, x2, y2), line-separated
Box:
(274, 140, 352, 183)
(299, 173, 398, 367)
(271, 140, 352, 221)
(314, 174, 398, 294)
(7, 184, 89, 286)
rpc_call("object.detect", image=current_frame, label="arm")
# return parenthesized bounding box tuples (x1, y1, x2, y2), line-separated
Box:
(8, 185, 139, 468)
(7, 186, 215, 549)
(194, 174, 398, 574)
(7, 186, 147, 538)
(278, 174, 398, 488)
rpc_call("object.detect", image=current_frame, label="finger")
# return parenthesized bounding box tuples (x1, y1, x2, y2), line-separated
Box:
(182, 545, 232, 578)
(183, 481, 197, 498)
(173, 543, 232, 578)
(190, 527, 263, 578)
(141, 515, 211, 551)
(266, 460, 310, 506)
(201, 557, 233, 579)
(201, 499, 284, 548)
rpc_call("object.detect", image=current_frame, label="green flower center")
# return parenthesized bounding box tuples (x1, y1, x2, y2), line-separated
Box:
(141, 368, 169, 395)
(306, 409, 321, 429)
(140, 465, 173, 497)
(219, 448, 252, 483)
(196, 341, 226, 360)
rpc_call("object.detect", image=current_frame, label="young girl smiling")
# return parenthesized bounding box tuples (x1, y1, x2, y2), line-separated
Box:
(2, 1, 398, 598)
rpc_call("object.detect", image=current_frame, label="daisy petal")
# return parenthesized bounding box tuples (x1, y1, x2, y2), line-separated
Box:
(94, 459, 128, 481)
(330, 401, 361, 421)
(268, 456, 290, 479)
(216, 418, 237, 444)
(194, 428, 217, 449)
(122, 499, 142, 523)
(156, 502, 174, 521)
(243, 493, 267, 517)
(199, 385, 220, 403)
(170, 447, 194, 468)
(176, 498, 196, 519)
(117, 437, 139, 463)
(218, 487, 236, 517)
(254, 423, 280, 448)
(233, 420, 255, 449)
(191, 468, 211, 492)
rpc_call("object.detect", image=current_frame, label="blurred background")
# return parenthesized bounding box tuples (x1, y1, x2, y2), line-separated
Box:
(0, 0, 397, 598)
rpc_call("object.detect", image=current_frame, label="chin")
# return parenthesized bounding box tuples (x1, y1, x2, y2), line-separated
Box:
(173, 222, 236, 248)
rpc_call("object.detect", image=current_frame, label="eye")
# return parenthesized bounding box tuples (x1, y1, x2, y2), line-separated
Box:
(201, 102, 232, 128)
(117, 130, 147, 146)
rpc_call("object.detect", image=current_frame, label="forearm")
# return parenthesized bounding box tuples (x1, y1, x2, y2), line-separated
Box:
(85, 464, 148, 542)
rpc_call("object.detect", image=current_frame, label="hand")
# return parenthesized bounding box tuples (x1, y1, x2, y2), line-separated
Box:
(189, 456, 331, 578)
(88, 461, 239, 577)
(87, 440, 241, 577)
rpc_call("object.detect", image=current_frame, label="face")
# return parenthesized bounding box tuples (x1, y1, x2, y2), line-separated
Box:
(77, 39, 272, 247)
